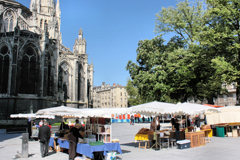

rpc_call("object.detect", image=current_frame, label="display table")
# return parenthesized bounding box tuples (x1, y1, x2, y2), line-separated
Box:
(159, 136, 170, 149)
(76, 142, 122, 159)
(134, 134, 152, 149)
(185, 131, 205, 148)
(55, 138, 122, 159)
(57, 138, 69, 149)
(49, 137, 55, 148)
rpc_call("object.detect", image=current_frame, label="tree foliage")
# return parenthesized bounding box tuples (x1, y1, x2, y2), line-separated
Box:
(127, 0, 240, 104)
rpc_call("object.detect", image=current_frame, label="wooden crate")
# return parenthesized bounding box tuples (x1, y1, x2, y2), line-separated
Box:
(185, 131, 205, 148)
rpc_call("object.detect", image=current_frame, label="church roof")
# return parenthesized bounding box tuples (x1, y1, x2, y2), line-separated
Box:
(0, 0, 32, 15)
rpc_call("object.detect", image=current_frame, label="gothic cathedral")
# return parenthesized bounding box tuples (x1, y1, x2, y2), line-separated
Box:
(0, 0, 94, 120)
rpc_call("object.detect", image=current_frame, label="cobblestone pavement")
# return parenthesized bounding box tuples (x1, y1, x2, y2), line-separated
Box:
(0, 123, 240, 160)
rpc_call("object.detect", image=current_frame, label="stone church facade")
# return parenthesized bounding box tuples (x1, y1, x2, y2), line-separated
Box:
(0, 0, 93, 121)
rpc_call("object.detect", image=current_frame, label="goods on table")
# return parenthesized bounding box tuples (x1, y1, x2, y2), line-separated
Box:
(135, 128, 154, 141)
(112, 139, 120, 143)
(137, 128, 153, 135)
(89, 141, 104, 146)
(201, 125, 211, 130)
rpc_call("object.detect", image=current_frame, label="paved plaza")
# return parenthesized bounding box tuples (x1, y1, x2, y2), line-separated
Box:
(0, 123, 240, 160)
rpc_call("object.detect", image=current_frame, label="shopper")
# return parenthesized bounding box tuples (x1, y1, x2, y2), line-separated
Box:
(150, 117, 160, 131)
(59, 121, 69, 131)
(174, 119, 180, 140)
(130, 115, 134, 125)
(68, 126, 83, 160)
(38, 120, 51, 158)
(171, 115, 176, 130)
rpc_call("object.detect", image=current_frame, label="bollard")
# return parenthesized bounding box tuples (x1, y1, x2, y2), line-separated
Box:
(22, 133, 29, 158)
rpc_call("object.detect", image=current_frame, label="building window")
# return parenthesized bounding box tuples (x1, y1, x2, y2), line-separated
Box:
(19, 46, 38, 94)
(4, 10, 14, 32)
(0, 46, 9, 93)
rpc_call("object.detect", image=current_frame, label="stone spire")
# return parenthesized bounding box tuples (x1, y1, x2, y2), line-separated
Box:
(73, 28, 86, 55)
(56, 0, 61, 18)
(78, 28, 83, 40)
(30, 0, 36, 11)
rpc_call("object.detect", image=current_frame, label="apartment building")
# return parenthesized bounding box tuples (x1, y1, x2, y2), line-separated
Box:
(93, 82, 128, 108)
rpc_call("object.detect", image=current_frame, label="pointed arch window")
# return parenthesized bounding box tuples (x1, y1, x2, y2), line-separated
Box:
(4, 10, 14, 32)
(19, 46, 38, 94)
(0, 46, 9, 93)
(47, 53, 53, 96)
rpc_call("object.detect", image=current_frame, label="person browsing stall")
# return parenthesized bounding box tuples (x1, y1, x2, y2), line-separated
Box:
(38, 120, 51, 158)
(68, 120, 84, 160)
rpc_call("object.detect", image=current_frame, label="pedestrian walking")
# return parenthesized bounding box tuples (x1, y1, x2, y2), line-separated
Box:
(130, 115, 134, 125)
(38, 120, 51, 158)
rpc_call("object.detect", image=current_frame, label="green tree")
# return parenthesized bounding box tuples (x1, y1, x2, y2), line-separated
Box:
(126, 79, 143, 106)
(155, 0, 224, 104)
(201, 0, 240, 103)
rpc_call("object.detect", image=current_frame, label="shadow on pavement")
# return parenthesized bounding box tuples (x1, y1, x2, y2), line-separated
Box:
(47, 151, 57, 156)
(121, 142, 138, 147)
(121, 149, 131, 154)
(0, 133, 21, 142)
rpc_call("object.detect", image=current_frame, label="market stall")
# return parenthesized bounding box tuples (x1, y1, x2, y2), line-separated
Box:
(205, 106, 240, 137)
(36, 106, 126, 159)
(130, 101, 214, 149)
(10, 113, 55, 139)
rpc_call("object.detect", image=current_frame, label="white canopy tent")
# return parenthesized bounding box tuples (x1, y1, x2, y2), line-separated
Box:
(129, 101, 215, 116)
(206, 106, 240, 125)
(36, 106, 85, 118)
(176, 103, 216, 115)
(36, 106, 131, 118)
(129, 101, 177, 116)
(75, 108, 131, 118)
(10, 113, 55, 119)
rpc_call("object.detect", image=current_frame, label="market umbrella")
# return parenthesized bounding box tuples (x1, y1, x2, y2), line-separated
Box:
(75, 108, 131, 118)
(176, 103, 215, 115)
(10, 113, 55, 119)
(130, 101, 177, 116)
(36, 106, 84, 118)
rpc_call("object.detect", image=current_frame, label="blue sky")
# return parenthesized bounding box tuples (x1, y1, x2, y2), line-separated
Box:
(17, 0, 177, 86)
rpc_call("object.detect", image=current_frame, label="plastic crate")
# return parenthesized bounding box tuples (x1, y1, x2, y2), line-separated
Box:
(176, 140, 191, 149)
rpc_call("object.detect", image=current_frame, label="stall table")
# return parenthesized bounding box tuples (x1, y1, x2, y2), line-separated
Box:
(76, 142, 122, 159)
(57, 138, 69, 150)
(54, 138, 122, 159)
(134, 134, 152, 149)
(185, 131, 205, 148)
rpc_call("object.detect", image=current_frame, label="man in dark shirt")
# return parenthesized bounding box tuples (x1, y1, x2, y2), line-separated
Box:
(171, 115, 176, 130)
(174, 119, 180, 140)
(195, 115, 200, 127)
(38, 120, 51, 158)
